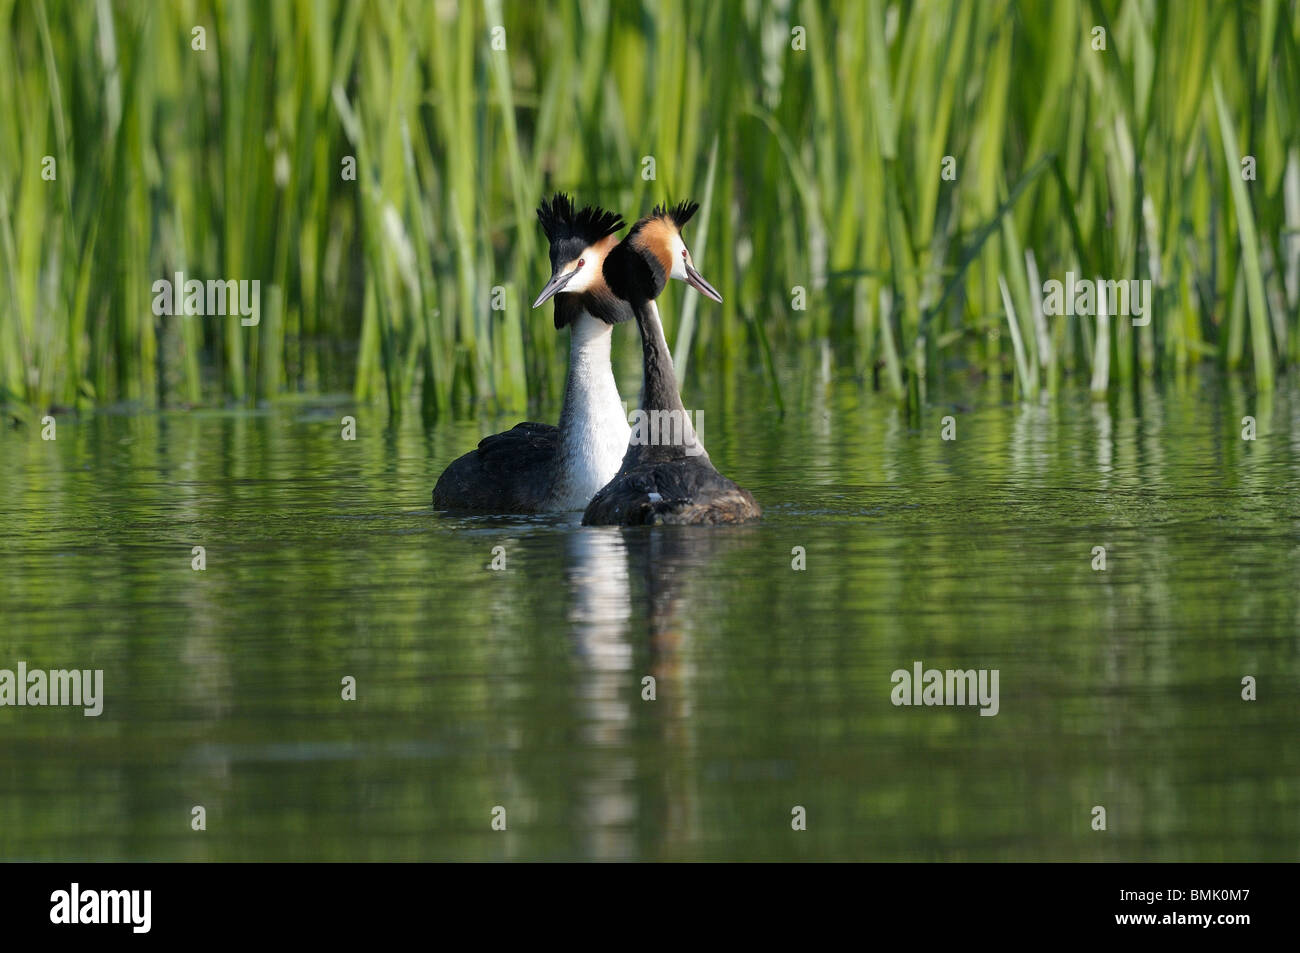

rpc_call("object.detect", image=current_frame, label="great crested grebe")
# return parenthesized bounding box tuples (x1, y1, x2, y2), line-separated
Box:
(582, 201, 761, 525)
(432, 194, 633, 512)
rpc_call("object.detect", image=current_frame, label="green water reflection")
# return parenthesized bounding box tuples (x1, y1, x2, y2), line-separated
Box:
(1, 363, 1298, 860)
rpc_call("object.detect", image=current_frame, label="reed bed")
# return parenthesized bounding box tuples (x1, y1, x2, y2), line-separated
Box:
(2, 0, 1298, 418)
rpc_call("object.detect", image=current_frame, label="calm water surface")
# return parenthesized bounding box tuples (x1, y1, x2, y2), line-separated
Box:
(2, 359, 1298, 861)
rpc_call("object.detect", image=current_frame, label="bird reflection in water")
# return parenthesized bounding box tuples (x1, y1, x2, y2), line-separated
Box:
(564, 525, 758, 859)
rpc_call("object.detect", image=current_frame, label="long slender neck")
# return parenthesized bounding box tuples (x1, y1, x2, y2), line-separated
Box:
(549, 312, 630, 509)
(635, 299, 686, 415)
(628, 298, 705, 463)
(558, 314, 622, 431)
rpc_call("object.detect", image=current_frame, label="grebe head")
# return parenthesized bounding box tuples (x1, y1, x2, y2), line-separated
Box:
(532, 193, 625, 320)
(619, 200, 723, 303)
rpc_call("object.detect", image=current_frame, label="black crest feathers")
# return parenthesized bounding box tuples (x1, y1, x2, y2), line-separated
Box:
(536, 193, 624, 245)
(651, 200, 700, 230)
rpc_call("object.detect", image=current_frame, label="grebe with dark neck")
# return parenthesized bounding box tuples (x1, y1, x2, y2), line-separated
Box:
(432, 195, 633, 512)
(582, 202, 761, 526)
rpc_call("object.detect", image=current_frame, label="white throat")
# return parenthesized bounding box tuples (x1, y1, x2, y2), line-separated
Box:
(548, 312, 631, 510)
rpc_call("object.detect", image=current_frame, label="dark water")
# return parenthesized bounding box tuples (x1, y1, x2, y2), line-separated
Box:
(2, 359, 1298, 861)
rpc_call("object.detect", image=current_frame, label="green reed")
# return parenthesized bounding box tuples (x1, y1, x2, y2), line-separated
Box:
(1, 0, 1297, 418)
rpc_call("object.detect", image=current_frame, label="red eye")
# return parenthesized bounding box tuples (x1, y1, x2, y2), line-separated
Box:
(682, 250, 688, 259)
(578, 259, 585, 268)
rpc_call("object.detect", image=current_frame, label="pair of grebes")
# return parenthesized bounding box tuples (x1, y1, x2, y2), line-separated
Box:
(433, 195, 759, 525)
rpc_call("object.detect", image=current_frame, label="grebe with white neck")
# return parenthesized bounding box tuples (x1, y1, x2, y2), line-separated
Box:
(432, 195, 632, 512)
